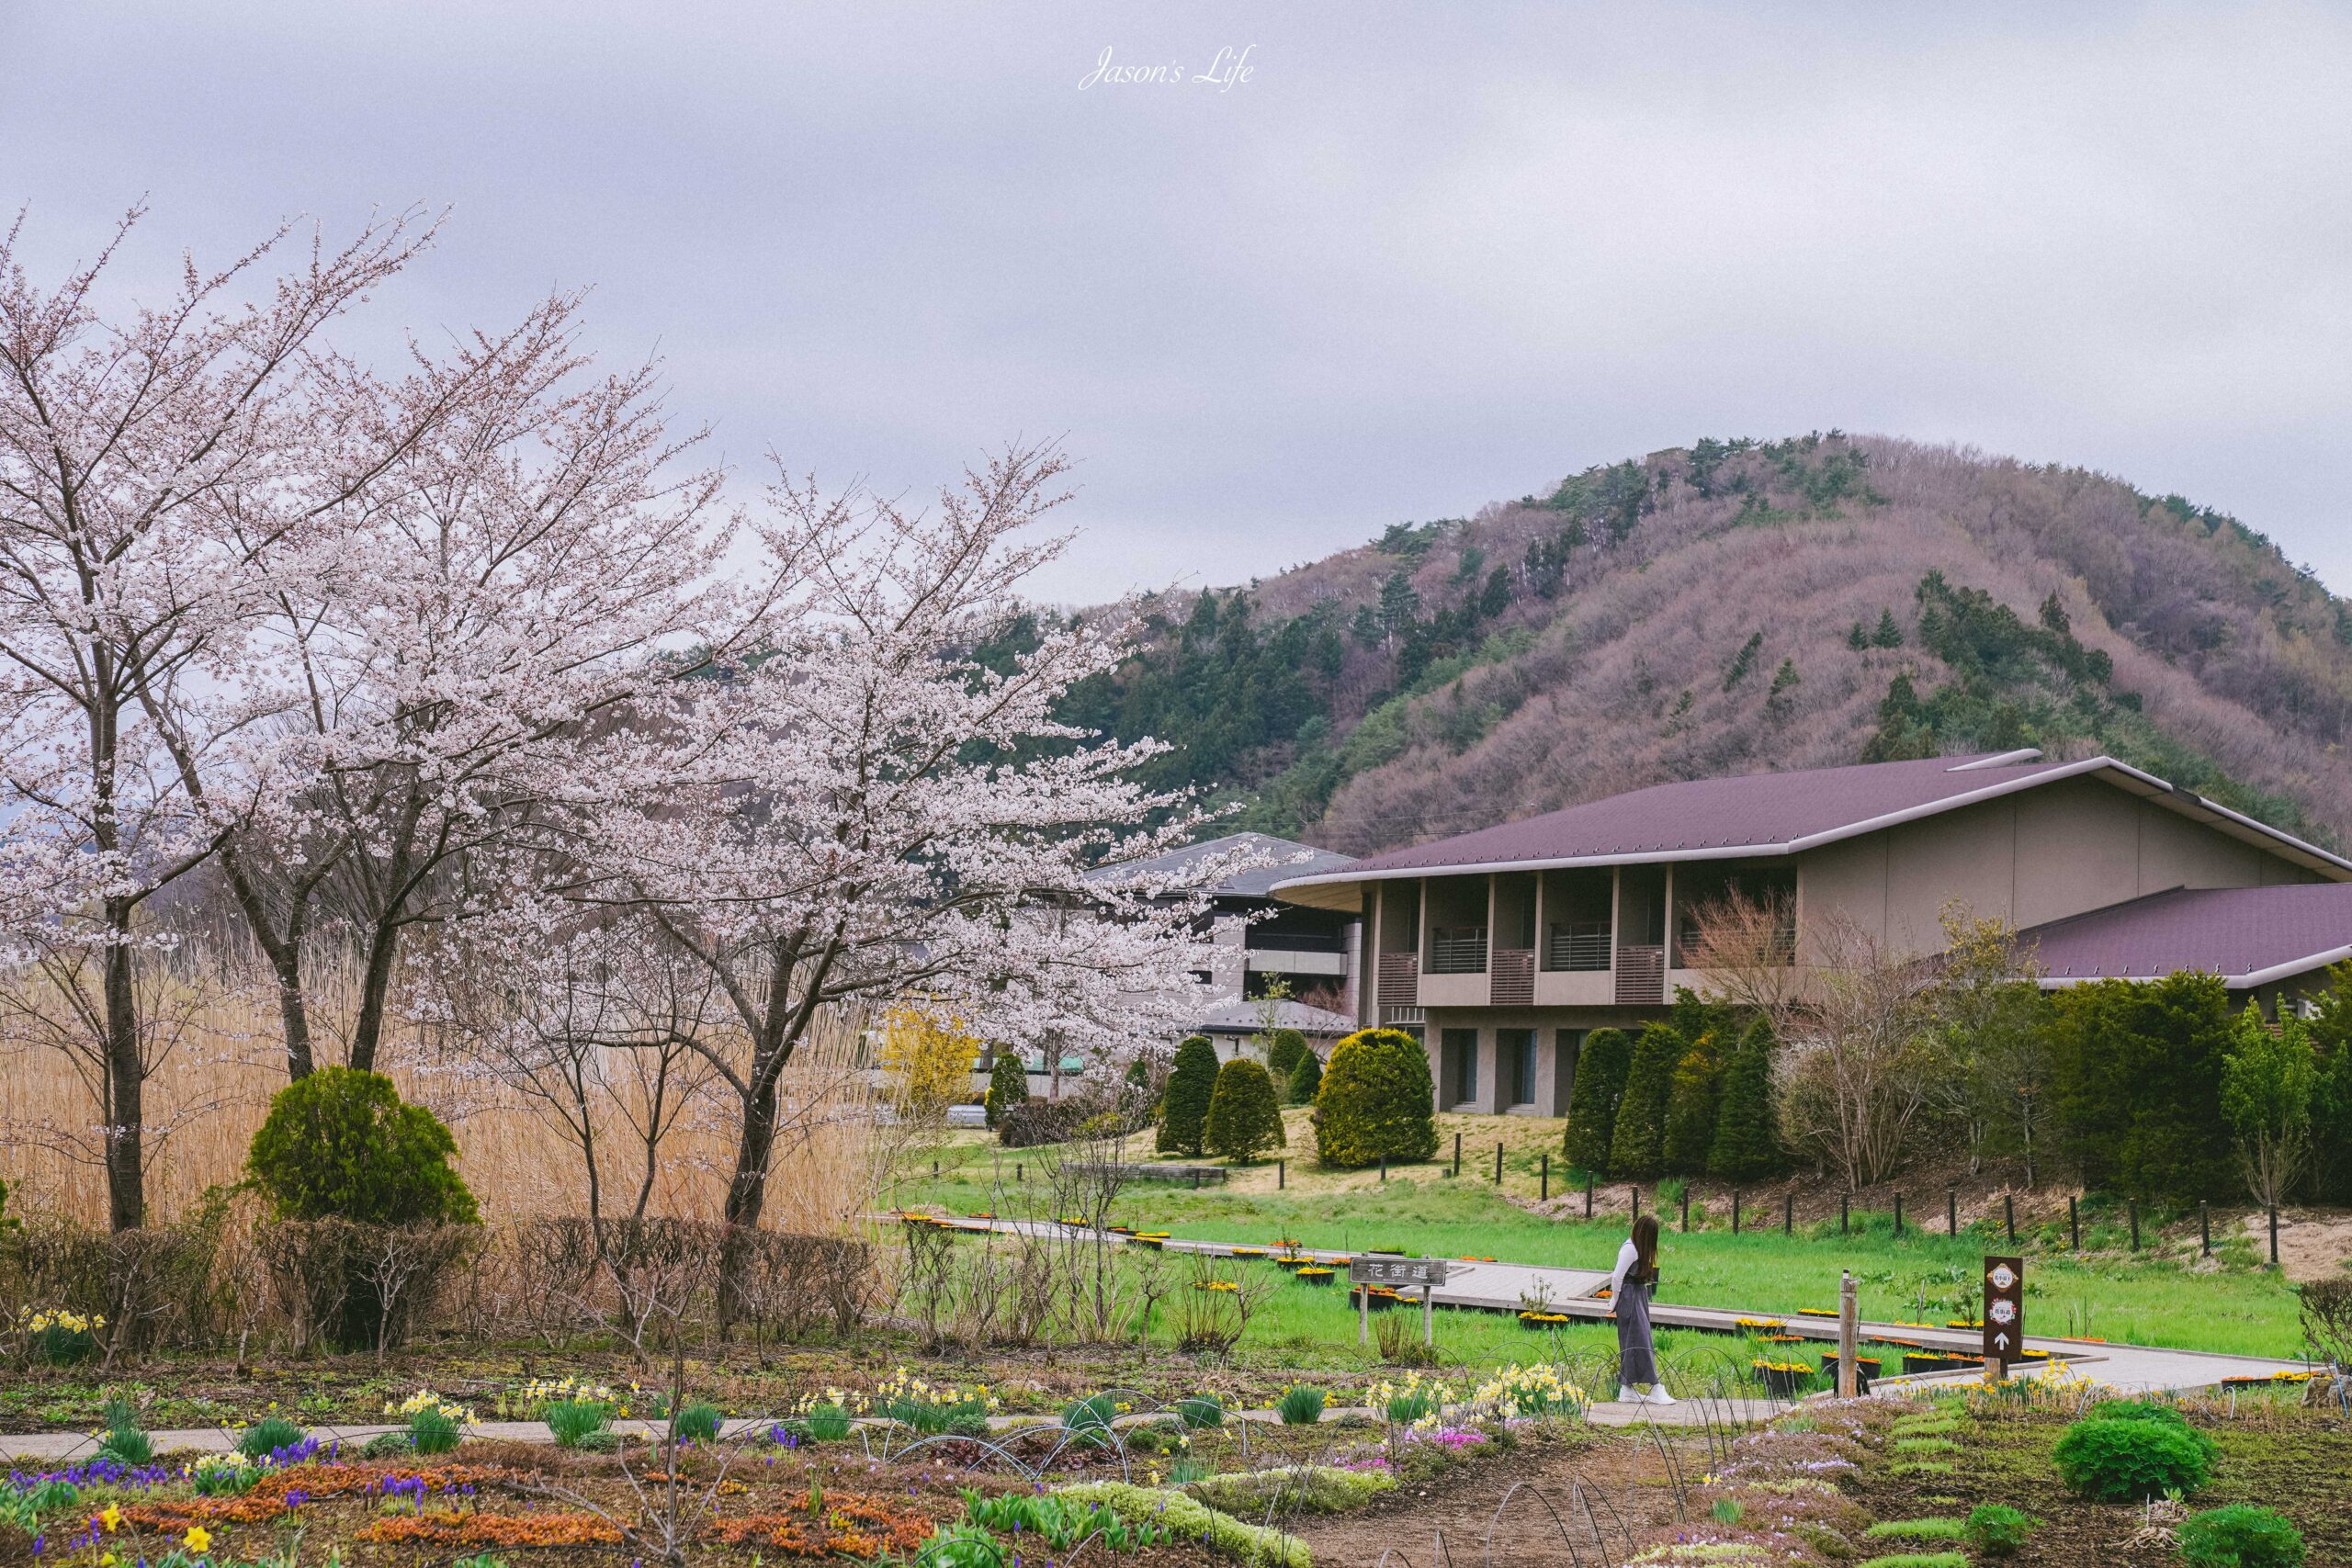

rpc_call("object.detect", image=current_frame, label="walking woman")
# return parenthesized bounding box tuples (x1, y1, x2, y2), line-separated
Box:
(1609, 1213, 1676, 1405)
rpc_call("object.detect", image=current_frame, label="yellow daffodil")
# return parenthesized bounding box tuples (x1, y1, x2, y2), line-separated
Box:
(183, 1525, 212, 1554)
(98, 1504, 121, 1532)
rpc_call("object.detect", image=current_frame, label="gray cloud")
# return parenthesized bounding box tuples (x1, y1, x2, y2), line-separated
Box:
(5, 0, 2347, 601)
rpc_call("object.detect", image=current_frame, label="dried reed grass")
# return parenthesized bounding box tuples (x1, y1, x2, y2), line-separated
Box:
(0, 959, 882, 1235)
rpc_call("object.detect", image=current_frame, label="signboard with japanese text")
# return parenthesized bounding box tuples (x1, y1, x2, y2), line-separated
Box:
(1348, 1256, 1452, 1288)
(1983, 1255, 2025, 1364)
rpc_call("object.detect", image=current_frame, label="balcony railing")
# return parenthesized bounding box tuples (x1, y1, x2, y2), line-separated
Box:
(1427, 926, 1488, 975)
(1545, 922, 1612, 972)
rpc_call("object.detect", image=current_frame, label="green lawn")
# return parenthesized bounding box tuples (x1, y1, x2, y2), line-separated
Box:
(897, 1122, 2308, 1361)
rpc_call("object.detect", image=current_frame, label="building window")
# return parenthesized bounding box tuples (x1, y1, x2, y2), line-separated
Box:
(1556, 1028, 1586, 1108)
(1442, 1027, 1478, 1107)
(1500, 1027, 1536, 1107)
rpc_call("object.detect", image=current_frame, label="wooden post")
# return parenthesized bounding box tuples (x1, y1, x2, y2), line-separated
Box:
(1422, 1284, 1434, 1347)
(1278, 1159, 1285, 1190)
(1983, 1352, 2006, 1383)
(1016, 1163, 1023, 1183)
(1585, 1178, 1594, 1218)
(1837, 1269, 1859, 1399)
(1733, 1189, 1742, 1235)
(1679, 1188, 1690, 1232)
(2200, 1201, 2210, 1256)
(2129, 1200, 2140, 1252)
(1359, 1285, 1370, 1347)
(2005, 1194, 2016, 1245)
(1540, 1153, 1549, 1201)
(1380, 1156, 1387, 1184)
(1784, 1192, 1794, 1235)
(1631, 1186, 1640, 1225)
(1947, 1187, 1957, 1236)
(1894, 1192, 1904, 1237)
(1453, 1132, 1462, 1177)
(933, 1159, 939, 1179)
(2269, 1206, 2280, 1266)
(1494, 1142, 1504, 1184)
(1840, 1193, 1849, 1235)
(2069, 1194, 2079, 1251)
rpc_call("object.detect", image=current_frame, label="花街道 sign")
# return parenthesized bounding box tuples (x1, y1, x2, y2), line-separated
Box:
(1348, 1257, 1452, 1288)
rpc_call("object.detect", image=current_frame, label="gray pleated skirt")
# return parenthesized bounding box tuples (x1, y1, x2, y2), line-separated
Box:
(1615, 1279, 1658, 1384)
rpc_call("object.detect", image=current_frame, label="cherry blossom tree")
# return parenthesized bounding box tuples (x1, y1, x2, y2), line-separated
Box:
(189, 295, 763, 1078)
(571, 445, 1245, 1258)
(0, 207, 448, 1225)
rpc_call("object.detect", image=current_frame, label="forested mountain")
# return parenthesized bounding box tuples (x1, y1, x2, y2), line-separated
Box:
(1051, 434, 2352, 855)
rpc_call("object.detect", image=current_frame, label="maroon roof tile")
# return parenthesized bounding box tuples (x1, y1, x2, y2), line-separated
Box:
(1287, 751, 2070, 878)
(2020, 884, 2352, 987)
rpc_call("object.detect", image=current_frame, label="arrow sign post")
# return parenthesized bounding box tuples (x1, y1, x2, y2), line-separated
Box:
(1983, 1255, 2025, 1371)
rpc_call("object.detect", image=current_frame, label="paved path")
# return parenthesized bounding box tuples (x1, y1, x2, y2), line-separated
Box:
(935, 1215, 2313, 1396)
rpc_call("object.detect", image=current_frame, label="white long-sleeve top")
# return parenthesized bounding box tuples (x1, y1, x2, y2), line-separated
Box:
(1608, 1238, 1639, 1298)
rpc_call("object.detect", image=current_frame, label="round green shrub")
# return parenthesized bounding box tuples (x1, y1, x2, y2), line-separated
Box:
(2177, 1505, 2304, 1568)
(1175, 1393, 1223, 1428)
(1963, 1503, 2034, 1557)
(1264, 1029, 1308, 1077)
(675, 1401, 723, 1441)
(1287, 1046, 1323, 1106)
(246, 1067, 478, 1224)
(1312, 1028, 1438, 1168)
(1158, 1036, 1220, 1156)
(985, 1052, 1029, 1129)
(2085, 1398, 2191, 1427)
(1204, 1058, 1286, 1162)
(2052, 1415, 2215, 1501)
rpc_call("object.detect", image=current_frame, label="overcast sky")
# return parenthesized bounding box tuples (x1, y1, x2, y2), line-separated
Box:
(5, 2, 2349, 602)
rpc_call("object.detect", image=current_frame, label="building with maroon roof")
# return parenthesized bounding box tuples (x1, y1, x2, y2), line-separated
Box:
(1270, 750, 2352, 1117)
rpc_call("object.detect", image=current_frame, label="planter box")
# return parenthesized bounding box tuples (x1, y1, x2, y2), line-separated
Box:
(1818, 1354, 1882, 1392)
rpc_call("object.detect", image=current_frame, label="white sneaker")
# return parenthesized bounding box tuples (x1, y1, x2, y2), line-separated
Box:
(1645, 1387, 1679, 1406)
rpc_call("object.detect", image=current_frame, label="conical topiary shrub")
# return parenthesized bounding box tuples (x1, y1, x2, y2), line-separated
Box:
(1709, 1019, 1788, 1181)
(1662, 1032, 1725, 1176)
(1158, 1035, 1221, 1156)
(1607, 1023, 1683, 1179)
(1312, 1028, 1438, 1168)
(1204, 1058, 1286, 1162)
(1264, 1028, 1308, 1078)
(986, 1051, 1029, 1129)
(1287, 1046, 1323, 1106)
(1563, 1028, 1631, 1174)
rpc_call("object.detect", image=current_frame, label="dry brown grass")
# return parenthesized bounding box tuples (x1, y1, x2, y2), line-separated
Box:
(0, 962, 882, 1235)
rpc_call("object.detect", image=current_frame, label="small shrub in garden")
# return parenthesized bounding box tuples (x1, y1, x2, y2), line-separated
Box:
(1312, 1028, 1438, 1168)
(1962, 1505, 2033, 1556)
(1176, 1393, 1223, 1428)
(547, 1399, 616, 1448)
(674, 1401, 723, 1441)
(360, 1431, 413, 1459)
(804, 1402, 854, 1441)
(1159, 1035, 1221, 1156)
(236, 1416, 306, 1460)
(1265, 1028, 1307, 1077)
(1204, 1057, 1286, 1162)
(246, 1066, 478, 1225)
(1287, 1047, 1323, 1106)
(985, 1053, 1029, 1129)
(2052, 1415, 2214, 1501)
(1276, 1385, 1326, 1425)
(2177, 1504, 2305, 1568)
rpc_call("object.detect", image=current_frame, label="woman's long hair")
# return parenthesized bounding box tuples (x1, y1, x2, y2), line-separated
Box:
(1628, 1213, 1660, 1286)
